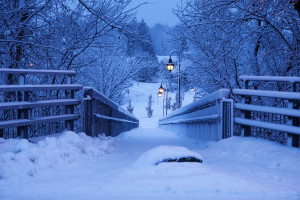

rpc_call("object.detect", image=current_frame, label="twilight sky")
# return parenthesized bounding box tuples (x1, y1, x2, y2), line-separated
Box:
(130, 0, 183, 27)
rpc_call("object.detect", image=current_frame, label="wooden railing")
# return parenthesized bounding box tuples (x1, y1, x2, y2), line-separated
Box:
(159, 89, 233, 141)
(0, 68, 139, 139)
(82, 87, 139, 137)
(233, 75, 300, 147)
(0, 69, 82, 138)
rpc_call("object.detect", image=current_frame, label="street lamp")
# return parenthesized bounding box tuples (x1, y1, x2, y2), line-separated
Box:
(159, 84, 164, 93)
(158, 81, 169, 117)
(166, 50, 181, 108)
(166, 58, 174, 72)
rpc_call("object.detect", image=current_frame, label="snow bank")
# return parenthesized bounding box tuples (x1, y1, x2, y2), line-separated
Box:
(133, 145, 203, 168)
(0, 131, 117, 180)
(204, 136, 300, 170)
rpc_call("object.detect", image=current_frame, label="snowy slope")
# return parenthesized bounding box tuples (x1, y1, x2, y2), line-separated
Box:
(0, 82, 300, 200)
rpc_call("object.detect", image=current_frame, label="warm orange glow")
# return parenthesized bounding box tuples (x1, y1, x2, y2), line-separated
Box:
(167, 64, 174, 71)
(158, 92, 162, 97)
(166, 58, 174, 72)
(191, 87, 194, 91)
(159, 85, 164, 93)
(29, 63, 34, 66)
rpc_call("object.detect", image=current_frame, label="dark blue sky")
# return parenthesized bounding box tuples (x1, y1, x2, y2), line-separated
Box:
(130, 0, 182, 27)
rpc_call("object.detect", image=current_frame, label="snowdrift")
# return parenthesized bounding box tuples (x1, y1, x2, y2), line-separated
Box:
(133, 145, 203, 168)
(0, 131, 117, 180)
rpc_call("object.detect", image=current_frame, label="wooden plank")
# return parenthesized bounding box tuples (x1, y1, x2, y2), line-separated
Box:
(0, 99, 81, 110)
(94, 114, 139, 124)
(235, 103, 300, 118)
(0, 84, 83, 92)
(234, 117, 300, 135)
(239, 75, 300, 83)
(0, 68, 76, 76)
(0, 114, 80, 129)
(159, 114, 219, 125)
(233, 89, 300, 100)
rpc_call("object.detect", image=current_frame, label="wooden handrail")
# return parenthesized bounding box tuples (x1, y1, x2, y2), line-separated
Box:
(0, 68, 76, 76)
(239, 75, 300, 83)
(0, 84, 83, 92)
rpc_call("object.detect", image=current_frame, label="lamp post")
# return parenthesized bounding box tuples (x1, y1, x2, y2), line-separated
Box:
(158, 81, 169, 117)
(166, 50, 181, 109)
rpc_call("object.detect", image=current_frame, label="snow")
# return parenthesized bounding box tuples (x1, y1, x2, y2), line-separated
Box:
(233, 89, 300, 99)
(133, 145, 203, 168)
(0, 82, 300, 199)
(0, 131, 117, 180)
(235, 117, 300, 135)
(239, 75, 300, 83)
(160, 89, 229, 121)
(0, 68, 77, 75)
(235, 103, 300, 117)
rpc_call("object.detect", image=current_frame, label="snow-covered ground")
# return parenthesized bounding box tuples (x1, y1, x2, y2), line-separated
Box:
(0, 82, 300, 200)
(123, 82, 194, 128)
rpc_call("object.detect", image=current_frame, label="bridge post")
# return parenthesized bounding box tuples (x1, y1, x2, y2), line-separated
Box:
(82, 89, 93, 136)
(287, 82, 299, 147)
(17, 74, 29, 139)
(241, 80, 251, 136)
(65, 75, 74, 131)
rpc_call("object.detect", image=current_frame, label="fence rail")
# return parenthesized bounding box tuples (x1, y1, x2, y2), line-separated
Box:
(82, 87, 139, 137)
(233, 75, 300, 147)
(0, 68, 81, 138)
(159, 89, 233, 141)
(0, 68, 139, 139)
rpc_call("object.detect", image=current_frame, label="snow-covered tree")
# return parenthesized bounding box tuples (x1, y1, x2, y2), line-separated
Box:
(145, 95, 154, 118)
(127, 100, 134, 114)
(175, 0, 300, 94)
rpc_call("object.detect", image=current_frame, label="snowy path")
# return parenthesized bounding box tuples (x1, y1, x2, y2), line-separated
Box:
(1, 126, 300, 200)
(1, 82, 300, 199)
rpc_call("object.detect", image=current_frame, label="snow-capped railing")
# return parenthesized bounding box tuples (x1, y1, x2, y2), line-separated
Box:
(233, 75, 300, 147)
(159, 89, 233, 141)
(82, 87, 139, 137)
(0, 68, 82, 139)
(0, 69, 139, 139)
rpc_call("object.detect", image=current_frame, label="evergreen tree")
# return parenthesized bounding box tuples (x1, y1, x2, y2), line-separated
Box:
(127, 100, 134, 114)
(126, 18, 139, 57)
(145, 95, 154, 118)
(167, 97, 172, 110)
(138, 19, 155, 57)
(172, 94, 179, 111)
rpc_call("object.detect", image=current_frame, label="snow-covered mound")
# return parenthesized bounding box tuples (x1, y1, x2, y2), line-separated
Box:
(0, 131, 117, 180)
(203, 136, 300, 170)
(133, 145, 203, 168)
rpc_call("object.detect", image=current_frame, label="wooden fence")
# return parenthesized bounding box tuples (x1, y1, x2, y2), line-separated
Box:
(0, 69, 139, 139)
(159, 89, 233, 141)
(159, 75, 300, 147)
(233, 75, 300, 147)
(82, 87, 139, 137)
(0, 69, 82, 138)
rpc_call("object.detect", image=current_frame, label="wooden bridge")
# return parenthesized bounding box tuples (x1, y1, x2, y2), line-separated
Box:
(0, 68, 299, 147)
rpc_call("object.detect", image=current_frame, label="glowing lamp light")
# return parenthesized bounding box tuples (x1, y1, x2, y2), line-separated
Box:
(191, 87, 194, 91)
(158, 92, 162, 97)
(166, 58, 174, 72)
(159, 84, 164, 93)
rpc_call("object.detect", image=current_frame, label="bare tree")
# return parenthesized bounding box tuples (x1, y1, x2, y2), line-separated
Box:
(175, 0, 300, 93)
